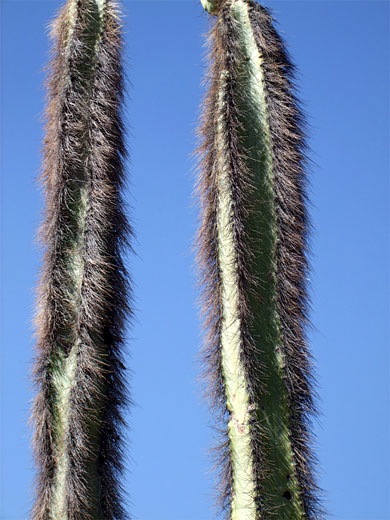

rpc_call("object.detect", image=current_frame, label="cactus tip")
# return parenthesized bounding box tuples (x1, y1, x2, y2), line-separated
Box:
(200, 0, 222, 14)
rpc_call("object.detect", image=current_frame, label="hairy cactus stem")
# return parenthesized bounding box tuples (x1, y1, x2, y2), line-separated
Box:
(197, 0, 322, 519)
(32, 1, 130, 519)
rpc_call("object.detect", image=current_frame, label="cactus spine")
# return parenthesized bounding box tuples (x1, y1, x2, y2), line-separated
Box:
(197, 1, 321, 518)
(32, 1, 130, 519)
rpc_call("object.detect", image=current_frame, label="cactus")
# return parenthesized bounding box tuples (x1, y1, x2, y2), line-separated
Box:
(32, 1, 130, 519)
(197, 0, 322, 518)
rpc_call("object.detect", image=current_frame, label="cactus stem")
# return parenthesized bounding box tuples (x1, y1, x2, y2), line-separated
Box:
(198, 0, 321, 517)
(32, 0, 131, 518)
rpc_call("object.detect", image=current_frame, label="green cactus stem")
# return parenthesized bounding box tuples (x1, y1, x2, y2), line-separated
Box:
(32, 1, 130, 519)
(197, 1, 322, 518)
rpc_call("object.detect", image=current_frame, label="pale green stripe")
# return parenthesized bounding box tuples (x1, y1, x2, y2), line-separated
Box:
(216, 69, 257, 519)
(50, 344, 81, 519)
(63, 0, 78, 69)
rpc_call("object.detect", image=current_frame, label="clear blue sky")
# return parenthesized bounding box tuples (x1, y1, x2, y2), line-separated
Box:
(0, 1, 388, 519)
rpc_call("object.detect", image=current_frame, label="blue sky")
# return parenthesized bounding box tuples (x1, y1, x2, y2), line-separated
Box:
(0, 1, 389, 519)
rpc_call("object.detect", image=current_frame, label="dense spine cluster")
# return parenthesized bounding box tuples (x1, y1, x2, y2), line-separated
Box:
(197, 1, 322, 518)
(32, 1, 130, 518)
